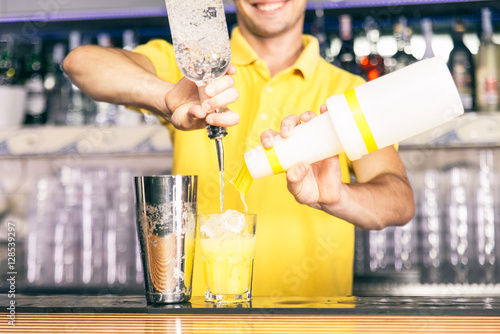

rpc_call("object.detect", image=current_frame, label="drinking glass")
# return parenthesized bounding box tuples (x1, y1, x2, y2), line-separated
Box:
(475, 150, 496, 284)
(199, 212, 257, 303)
(420, 169, 444, 283)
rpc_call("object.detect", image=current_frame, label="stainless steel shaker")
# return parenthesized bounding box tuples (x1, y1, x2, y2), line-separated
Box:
(134, 175, 197, 304)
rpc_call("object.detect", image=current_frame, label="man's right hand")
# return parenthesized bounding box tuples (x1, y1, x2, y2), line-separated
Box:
(164, 64, 240, 131)
(63, 45, 239, 132)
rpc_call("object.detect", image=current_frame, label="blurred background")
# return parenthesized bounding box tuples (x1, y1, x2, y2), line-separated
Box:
(0, 0, 499, 296)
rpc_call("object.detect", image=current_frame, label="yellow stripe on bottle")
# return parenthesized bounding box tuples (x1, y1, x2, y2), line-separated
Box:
(344, 89, 378, 153)
(264, 146, 285, 175)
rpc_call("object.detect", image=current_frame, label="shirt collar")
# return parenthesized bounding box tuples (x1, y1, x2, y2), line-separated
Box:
(294, 34, 320, 80)
(230, 27, 260, 66)
(230, 26, 320, 80)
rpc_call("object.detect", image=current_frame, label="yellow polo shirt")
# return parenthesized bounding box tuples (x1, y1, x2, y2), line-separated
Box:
(134, 27, 365, 297)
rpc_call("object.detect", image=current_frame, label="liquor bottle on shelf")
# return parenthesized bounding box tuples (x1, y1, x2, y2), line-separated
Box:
(333, 14, 359, 75)
(385, 16, 417, 74)
(0, 34, 25, 128)
(359, 17, 385, 81)
(311, 8, 332, 63)
(23, 38, 48, 125)
(45, 43, 72, 125)
(448, 17, 476, 112)
(0, 34, 20, 85)
(421, 18, 435, 59)
(122, 29, 137, 51)
(476, 8, 499, 112)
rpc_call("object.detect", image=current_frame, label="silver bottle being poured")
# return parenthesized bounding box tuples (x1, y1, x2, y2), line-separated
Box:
(165, 0, 231, 212)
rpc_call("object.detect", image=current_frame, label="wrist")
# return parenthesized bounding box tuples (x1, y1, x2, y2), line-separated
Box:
(317, 183, 351, 217)
(153, 80, 175, 121)
(128, 74, 174, 120)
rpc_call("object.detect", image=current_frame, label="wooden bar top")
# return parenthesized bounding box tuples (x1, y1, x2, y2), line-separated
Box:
(2, 313, 500, 333)
(2, 295, 500, 333)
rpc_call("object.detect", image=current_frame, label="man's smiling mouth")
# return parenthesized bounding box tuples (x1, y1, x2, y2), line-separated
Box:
(254, 2, 285, 12)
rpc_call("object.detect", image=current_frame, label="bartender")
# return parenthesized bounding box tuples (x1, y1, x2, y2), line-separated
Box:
(63, 0, 415, 297)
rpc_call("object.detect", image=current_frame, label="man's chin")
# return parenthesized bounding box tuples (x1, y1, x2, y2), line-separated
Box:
(251, 24, 292, 39)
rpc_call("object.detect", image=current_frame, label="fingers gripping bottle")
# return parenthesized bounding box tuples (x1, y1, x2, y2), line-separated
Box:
(233, 57, 464, 193)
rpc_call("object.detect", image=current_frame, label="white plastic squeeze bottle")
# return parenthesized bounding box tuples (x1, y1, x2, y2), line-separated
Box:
(232, 57, 464, 193)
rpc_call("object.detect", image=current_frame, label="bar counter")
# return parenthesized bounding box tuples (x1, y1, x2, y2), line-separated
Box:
(1, 294, 500, 332)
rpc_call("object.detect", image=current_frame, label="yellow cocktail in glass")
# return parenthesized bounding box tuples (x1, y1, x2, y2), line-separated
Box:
(199, 211, 257, 303)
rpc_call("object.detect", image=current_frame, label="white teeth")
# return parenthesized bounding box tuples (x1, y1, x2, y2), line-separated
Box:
(256, 2, 284, 12)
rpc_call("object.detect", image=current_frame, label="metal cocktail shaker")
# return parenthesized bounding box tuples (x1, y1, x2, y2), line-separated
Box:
(134, 175, 197, 304)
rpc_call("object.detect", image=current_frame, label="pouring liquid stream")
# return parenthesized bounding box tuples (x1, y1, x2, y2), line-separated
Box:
(230, 162, 251, 213)
(219, 170, 224, 214)
(216, 137, 225, 214)
(218, 139, 250, 214)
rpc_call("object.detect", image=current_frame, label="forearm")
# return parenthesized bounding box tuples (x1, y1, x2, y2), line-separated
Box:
(62, 45, 173, 116)
(319, 173, 415, 230)
(273, 115, 414, 229)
